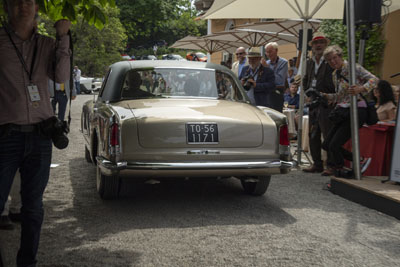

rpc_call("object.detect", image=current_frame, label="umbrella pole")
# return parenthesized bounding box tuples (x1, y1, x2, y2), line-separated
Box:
(296, 20, 310, 166)
(207, 19, 212, 62)
(346, 0, 361, 180)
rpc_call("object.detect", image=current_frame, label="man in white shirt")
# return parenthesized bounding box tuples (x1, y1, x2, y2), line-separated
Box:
(231, 47, 248, 77)
(73, 65, 81, 94)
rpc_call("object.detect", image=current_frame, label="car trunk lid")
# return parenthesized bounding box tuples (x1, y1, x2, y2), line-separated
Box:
(121, 99, 265, 148)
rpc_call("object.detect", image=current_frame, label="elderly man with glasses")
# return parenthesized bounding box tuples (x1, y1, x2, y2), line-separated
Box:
(262, 42, 288, 112)
(231, 47, 248, 77)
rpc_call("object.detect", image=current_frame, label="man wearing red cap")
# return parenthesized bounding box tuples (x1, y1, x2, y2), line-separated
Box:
(302, 32, 336, 175)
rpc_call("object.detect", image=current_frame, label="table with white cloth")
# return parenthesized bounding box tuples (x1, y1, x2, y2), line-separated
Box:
(283, 108, 296, 138)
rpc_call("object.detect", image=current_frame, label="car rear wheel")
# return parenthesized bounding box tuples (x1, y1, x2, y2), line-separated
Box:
(240, 176, 271, 196)
(85, 145, 92, 163)
(96, 164, 120, 200)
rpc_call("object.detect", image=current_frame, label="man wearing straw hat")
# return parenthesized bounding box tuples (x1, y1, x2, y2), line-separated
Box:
(239, 47, 275, 108)
(302, 32, 336, 175)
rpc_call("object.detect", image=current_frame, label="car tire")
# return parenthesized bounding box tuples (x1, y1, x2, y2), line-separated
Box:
(85, 145, 92, 163)
(96, 165, 120, 200)
(240, 176, 271, 196)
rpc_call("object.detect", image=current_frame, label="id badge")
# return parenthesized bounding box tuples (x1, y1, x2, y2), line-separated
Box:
(27, 84, 41, 102)
(311, 79, 317, 88)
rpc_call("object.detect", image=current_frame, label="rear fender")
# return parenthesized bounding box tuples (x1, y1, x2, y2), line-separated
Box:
(258, 107, 291, 160)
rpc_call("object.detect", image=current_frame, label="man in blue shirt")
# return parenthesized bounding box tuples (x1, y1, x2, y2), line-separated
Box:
(284, 82, 300, 109)
(262, 42, 288, 112)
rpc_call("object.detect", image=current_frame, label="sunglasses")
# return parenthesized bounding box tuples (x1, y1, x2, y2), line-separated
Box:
(236, 52, 245, 55)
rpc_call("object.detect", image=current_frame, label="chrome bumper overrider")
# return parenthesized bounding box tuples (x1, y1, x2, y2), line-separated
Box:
(96, 156, 294, 177)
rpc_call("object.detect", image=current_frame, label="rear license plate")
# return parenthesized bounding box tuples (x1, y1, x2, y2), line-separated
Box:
(186, 123, 219, 144)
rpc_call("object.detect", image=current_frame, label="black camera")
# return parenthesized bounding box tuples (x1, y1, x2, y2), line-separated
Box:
(241, 75, 254, 91)
(40, 117, 69, 149)
(305, 88, 328, 109)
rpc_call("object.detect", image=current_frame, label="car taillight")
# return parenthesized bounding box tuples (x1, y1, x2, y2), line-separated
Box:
(110, 123, 119, 146)
(279, 124, 290, 146)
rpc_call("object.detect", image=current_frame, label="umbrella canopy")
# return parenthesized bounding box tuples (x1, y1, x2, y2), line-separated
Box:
(203, 0, 344, 20)
(170, 35, 241, 54)
(206, 29, 298, 47)
(233, 19, 321, 38)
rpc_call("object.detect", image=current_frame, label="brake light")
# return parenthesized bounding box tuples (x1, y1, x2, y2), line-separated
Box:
(279, 124, 290, 146)
(110, 123, 119, 146)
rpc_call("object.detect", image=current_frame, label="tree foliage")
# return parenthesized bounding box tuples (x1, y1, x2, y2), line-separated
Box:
(71, 7, 127, 76)
(0, 0, 115, 29)
(1, 0, 207, 75)
(116, 0, 206, 52)
(320, 20, 385, 74)
(40, 5, 126, 77)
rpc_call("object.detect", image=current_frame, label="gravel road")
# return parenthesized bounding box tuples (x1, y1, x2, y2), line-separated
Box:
(1, 95, 400, 267)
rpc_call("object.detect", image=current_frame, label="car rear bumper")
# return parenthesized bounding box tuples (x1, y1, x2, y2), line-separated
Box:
(96, 156, 294, 178)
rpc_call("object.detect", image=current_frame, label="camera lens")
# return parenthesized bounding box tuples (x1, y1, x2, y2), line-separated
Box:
(53, 135, 69, 149)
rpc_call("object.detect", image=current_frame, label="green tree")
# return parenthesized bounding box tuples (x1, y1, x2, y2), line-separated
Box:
(320, 20, 385, 74)
(72, 7, 127, 77)
(116, 0, 206, 51)
(0, 0, 115, 29)
(40, 5, 127, 77)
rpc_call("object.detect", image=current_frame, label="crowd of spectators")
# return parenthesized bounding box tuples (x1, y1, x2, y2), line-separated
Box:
(228, 33, 398, 179)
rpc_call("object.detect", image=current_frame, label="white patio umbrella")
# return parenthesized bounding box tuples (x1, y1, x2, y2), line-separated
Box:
(202, 0, 344, 20)
(205, 29, 298, 47)
(170, 35, 241, 54)
(234, 19, 322, 69)
(233, 19, 321, 39)
(202, 0, 345, 170)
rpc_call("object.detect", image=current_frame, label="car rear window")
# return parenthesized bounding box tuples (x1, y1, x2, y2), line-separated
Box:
(120, 68, 246, 101)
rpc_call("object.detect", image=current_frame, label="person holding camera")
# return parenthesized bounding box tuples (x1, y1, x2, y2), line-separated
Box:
(302, 32, 336, 175)
(0, 0, 71, 266)
(320, 45, 377, 177)
(238, 47, 275, 107)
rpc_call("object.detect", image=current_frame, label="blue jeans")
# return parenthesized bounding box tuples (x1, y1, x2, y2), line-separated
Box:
(74, 81, 80, 94)
(0, 129, 52, 267)
(51, 91, 68, 121)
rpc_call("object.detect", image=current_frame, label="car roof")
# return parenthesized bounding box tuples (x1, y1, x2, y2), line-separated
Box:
(111, 60, 226, 71)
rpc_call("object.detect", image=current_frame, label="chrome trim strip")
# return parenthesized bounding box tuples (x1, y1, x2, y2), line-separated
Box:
(96, 156, 294, 171)
(187, 150, 220, 155)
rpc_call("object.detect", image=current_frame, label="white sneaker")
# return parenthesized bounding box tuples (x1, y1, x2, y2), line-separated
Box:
(360, 157, 372, 174)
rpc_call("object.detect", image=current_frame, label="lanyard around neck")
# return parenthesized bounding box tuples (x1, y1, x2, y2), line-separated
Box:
(4, 26, 38, 82)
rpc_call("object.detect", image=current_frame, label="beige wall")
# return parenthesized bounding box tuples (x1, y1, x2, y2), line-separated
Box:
(379, 9, 400, 86)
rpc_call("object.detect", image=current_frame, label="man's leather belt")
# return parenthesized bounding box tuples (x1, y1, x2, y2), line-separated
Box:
(0, 123, 40, 133)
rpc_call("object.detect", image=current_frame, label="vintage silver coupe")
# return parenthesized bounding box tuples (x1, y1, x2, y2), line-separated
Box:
(81, 61, 293, 199)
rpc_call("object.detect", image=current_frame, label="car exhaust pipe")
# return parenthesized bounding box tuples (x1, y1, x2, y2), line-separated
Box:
(242, 177, 259, 183)
(145, 179, 160, 184)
